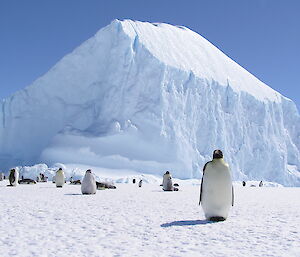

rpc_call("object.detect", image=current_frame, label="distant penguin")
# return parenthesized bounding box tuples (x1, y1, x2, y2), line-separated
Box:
(19, 178, 36, 184)
(70, 179, 81, 185)
(259, 181, 263, 187)
(8, 169, 19, 186)
(0, 172, 4, 181)
(162, 171, 174, 191)
(138, 179, 143, 188)
(133, 178, 136, 184)
(55, 168, 65, 188)
(96, 181, 116, 189)
(81, 169, 96, 194)
(40, 173, 45, 182)
(199, 150, 234, 221)
(242, 181, 246, 187)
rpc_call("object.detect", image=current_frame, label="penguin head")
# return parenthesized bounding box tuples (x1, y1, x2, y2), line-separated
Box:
(213, 149, 223, 159)
(86, 169, 92, 174)
(56, 168, 63, 174)
(165, 171, 170, 175)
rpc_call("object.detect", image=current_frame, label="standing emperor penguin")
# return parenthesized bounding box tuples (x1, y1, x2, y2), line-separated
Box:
(81, 170, 96, 194)
(162, 171, 174, 191)
(55, 168, 65, 188)
(199, 150, 234, 221)
(9, 169, 19, 186)
(138, 179, 143, 188)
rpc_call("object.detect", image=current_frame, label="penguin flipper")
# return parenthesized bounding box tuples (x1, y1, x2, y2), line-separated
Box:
(199, 177, 204, 205)
(202, 161, 211, 173)
(232, 186, 234, 206)
(199, 161, 210, 205)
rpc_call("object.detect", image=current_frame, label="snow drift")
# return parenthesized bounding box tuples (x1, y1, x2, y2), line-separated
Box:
(0, 19, 299, 186)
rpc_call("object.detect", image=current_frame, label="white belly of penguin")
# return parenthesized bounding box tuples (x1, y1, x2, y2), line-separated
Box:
(201, 162, 232, 219)
(55, 172, 65, 187)
(81, 174, 96, 194)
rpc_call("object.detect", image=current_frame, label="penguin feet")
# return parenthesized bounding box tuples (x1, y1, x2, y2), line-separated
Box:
(209, 216, 226, 222)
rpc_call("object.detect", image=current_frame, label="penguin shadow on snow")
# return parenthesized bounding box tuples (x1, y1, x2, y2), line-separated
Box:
(39, 186, 61, 189)
(64, 193, 84, 196)
(161, 219, 214, 227)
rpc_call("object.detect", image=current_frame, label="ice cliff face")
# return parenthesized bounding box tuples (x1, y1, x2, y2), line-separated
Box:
(1, 19, 299, 186)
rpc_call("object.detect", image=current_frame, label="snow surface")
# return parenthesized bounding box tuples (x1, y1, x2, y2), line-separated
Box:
(0, 19, 300, 186)
(0, 181, 299, 257)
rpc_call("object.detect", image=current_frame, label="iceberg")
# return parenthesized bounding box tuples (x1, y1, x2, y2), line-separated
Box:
(0, 19, 299, 186)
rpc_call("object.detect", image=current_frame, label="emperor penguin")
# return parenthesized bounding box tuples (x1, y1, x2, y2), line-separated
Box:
(162, 171, 174, 191)
(0, 172, 4, 181)
(55, 168, 65, 188)
(81, 169, 96, 194)
(9, 169, 19, 186)
(138, 179, 143, 188)
(199, 150, 234, 221)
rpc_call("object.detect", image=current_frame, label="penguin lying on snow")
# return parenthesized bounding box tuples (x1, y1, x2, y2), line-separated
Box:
(8, 169, 19, 187)
(96, 181, 116, 189)
(199, 150, 234, 222)
(70, 180, 81, 185)
(19, 178, 36, 184)
(81, 170, 97, 194)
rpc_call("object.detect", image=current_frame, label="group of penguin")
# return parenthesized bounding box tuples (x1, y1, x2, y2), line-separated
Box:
(162, 150, 234, 222)
(3, 149, 235, 222)
(4, 168, 99, 194)
(55, 168, 98, 194)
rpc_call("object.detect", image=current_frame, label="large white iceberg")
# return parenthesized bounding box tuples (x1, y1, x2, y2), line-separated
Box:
(0, 19, 299, 186)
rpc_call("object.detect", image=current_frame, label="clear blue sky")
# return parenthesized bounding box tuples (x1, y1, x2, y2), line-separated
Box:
(1, 0, 299, 109)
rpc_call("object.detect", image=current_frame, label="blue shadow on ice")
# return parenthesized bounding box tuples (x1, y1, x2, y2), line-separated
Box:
(161, 220, 212, 227)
